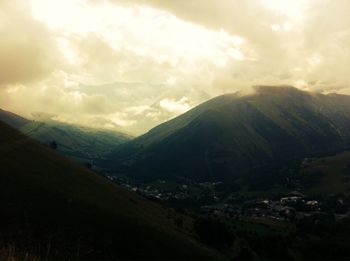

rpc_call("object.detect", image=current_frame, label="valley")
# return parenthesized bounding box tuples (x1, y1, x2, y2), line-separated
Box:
(2, 87, 350, 260)
(3, 0, 350, 259)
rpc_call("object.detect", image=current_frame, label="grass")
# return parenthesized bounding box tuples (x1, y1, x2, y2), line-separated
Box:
(0, 121, 222, 260)
(300, 151, 350, 196)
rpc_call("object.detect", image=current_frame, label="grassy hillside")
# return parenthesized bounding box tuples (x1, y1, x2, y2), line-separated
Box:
(105, 86, 350, 183)
(20, 120, 131, 162)
(0, 121, 220, 260)
(0, 108, 131, 163)
(299, 150, 350, 196)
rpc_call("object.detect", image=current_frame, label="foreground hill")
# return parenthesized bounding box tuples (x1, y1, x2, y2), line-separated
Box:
(0, 109, 130, 163)
(0, 121, 219, 260)
(106, 86, 350, 183)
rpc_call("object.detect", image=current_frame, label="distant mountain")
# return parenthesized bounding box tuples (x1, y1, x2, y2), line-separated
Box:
(0, 109, 131, 163)
(0, 121, 219, 260)
(106, 86, 350, 183)
(20, 120, 131, 162)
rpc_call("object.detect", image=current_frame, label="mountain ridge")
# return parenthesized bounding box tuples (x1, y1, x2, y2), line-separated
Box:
(105, 86, 350, 183)
(0, 109, 131, 163)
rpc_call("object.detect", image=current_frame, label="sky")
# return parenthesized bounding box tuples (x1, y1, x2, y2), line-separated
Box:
(1, 0, 350, 135)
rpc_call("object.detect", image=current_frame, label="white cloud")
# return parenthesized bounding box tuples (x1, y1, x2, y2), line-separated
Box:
(126, 105, 151, 115)
(159, 97, 191, 114)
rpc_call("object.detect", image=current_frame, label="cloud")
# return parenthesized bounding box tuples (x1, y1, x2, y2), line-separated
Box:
(147, 0, 350, 92)
(0, 1, 61, 86)
(31, 112, 57, 121)
(159, 97, 190, 114)
(2, 0, 350, 135)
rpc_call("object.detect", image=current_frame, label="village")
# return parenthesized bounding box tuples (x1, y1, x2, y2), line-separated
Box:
(105, 174, 350, 223)
(105, 174, 220, 202)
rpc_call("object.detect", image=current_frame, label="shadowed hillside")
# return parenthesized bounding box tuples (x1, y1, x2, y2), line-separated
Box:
(0, 121, 220, 260)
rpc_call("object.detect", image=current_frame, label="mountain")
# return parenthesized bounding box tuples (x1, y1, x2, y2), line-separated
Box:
(0, 109, 131, 163)
(0, 108, 30, 129)
(105, 86, 350, 184)
(0, 120, 219, 260)
(20, 120, 131, 162)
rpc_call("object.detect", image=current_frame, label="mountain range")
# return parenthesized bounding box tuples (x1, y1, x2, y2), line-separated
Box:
(2, 86, 350, 260)
(0, 109, 131, 163)
(3, 86, 350, 190)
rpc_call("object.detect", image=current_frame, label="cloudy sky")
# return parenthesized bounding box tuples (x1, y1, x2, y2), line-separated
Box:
(1, 0, 350, 135)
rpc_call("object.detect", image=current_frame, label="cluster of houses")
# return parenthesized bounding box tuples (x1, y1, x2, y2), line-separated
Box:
(105, 174, 220, 201)
(200, 192, 350, 222)
(105, 173, 350, 222)
(201, 195, 317, 220)
(135, 182, 220, 202)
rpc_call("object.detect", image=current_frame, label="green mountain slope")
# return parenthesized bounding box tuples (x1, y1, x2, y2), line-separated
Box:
(0, 121, 220, 260)
(299, 150, 350, 196)
(106, 86, 350, 182)
(0, 109, 131, 163)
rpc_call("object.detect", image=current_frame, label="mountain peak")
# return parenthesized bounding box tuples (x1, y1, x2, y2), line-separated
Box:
(106, 87, 350, 182)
